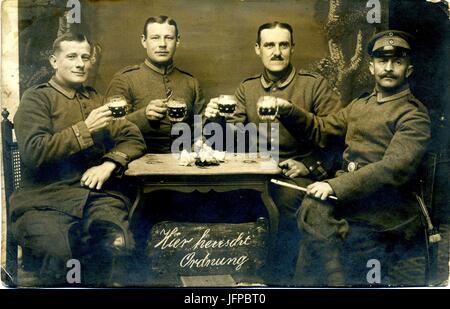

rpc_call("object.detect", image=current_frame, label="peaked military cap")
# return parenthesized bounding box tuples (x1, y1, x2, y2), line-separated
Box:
(367, 30, 414, 57)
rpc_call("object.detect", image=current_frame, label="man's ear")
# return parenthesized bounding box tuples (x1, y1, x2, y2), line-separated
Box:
(141, 34, 147, 48)
(254, 43, 261, 56)
(406, 64, 414, 79)
(49, 54, 57, 70)
(176, 35, 180, 47)
(369, 60, 375, 76)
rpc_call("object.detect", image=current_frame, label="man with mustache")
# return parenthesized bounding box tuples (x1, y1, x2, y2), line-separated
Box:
(280, 30, 431, 285)
(11, 33, 146, 286)
(204, 21, 342, 283)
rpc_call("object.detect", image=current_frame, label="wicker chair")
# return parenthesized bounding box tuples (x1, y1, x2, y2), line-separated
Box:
(1, 108, 23, 286)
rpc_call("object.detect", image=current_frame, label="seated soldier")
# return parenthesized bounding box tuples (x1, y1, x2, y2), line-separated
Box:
(274, 30, 431, 285)
(204, 21, 342, 284)
(11, 33, 146, 286)
(105, 16, 206, 263)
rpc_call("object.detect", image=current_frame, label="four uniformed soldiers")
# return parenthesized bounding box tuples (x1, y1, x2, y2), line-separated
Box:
(12, 19, 431, 287)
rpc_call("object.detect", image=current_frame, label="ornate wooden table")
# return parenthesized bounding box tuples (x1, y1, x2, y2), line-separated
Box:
(125, 153, 281, 233)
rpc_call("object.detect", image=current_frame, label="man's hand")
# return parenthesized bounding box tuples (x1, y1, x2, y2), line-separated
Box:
(306, 182, 335, 200)
(145, 99, 167, 121)
(204, 97, 220, 119)
(85, 105, 113, 133)
(276, 98, 293, 116)
(279, 159, 310, 178)
(80, 161, 117, 190)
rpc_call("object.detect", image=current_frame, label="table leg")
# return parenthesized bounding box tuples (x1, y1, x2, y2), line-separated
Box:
(260, 181, 279, 234)
(129, 185, 143, 221)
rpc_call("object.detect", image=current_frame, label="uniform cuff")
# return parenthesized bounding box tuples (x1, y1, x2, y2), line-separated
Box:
(102, 151, 130, 176)
(326, 177, 346, 201)
(72, 121, 94, 150)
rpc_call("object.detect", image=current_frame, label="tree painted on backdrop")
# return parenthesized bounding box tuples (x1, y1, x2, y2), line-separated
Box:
(19, 0, 101, 93)
(312, 0, 387, 104)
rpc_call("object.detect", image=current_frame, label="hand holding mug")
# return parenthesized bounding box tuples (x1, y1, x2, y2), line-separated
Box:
(275, 97, 294, 116)
(205, 97, 220, 119)
(167, 98, 187, 122)
(85, 105, 112, 133)
(106, 95, 128, 119)
(145, 99, 168, 121)
(205, 95, 237, 120)
(217, 95, 237, 117)
(257, 96, 278, 120)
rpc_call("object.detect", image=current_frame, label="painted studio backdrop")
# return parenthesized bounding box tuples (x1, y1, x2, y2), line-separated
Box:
(16, 0, 388, 109)
(3, 0, 449, 287)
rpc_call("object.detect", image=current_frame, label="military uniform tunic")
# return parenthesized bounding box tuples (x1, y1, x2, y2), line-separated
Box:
(287, 87, 431, 232)
(291, 87, 431, 286)
(10, 78, 147, 284)
(227, 66, 342, 285)
(11, 78, 146, 220)
(105, 59, 205, 153)
(232, 65, 342, 168)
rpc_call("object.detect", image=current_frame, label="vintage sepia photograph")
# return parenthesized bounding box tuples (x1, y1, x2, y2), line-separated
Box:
(1, 0, 449, 291)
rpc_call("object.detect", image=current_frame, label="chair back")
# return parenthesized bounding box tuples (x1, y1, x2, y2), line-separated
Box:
(1, 107, 22, 286)
(2, 108, 23, 195)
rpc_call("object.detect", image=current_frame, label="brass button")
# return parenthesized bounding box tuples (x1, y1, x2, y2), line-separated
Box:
(347, 162, 357, 172)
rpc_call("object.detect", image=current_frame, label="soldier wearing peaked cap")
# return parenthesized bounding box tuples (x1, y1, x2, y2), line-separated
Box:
(367, 30, 414, 57)
(278, 30, 431, 286)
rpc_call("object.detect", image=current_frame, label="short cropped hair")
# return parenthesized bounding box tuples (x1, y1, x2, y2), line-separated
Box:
(256, 22, 294, 45)
(52, 32, 92, 54)
(142, 15, 179, 38)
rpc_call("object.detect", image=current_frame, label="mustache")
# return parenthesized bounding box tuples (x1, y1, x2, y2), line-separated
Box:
(271, 55, 284, 61)
(380, 73, 397, 79)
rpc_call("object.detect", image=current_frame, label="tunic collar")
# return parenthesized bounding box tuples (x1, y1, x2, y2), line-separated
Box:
(375, 87, 411, 103)
(144, 58, 174, 75)
(261, 65, 296, 90)
(49, 77, 90, 99)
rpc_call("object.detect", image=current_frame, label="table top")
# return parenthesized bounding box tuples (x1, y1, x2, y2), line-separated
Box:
(125, 153, 281, 176)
